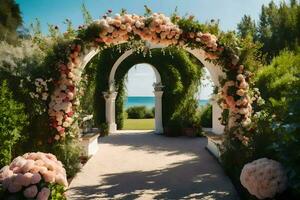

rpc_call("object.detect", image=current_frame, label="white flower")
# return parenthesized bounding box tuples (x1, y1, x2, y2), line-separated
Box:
(42, 93, 48, 100)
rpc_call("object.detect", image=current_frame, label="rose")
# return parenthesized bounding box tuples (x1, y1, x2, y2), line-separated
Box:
(23, 185, 38, 198)
(37, 187, 51, 200)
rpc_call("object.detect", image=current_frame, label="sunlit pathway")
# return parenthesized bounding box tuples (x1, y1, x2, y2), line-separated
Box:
(68, 130, 238, 200)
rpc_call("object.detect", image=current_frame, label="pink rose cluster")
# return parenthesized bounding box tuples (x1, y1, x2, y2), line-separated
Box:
(0, 152, 68, 200)
(48, 44, 81, 140)
(220, 64, 252, 129)
(240, 158, 288, 199)
(95, 13, 218, 51)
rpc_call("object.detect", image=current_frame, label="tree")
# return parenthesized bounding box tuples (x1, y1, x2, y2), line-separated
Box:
(237, 15, 257, 39)
(238, 0, 300, 61)
(0, 0, 23, 43)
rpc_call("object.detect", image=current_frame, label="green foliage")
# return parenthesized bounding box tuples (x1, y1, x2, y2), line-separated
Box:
(99, 123, 109, 137)
(255, 50, 300, 120)
(81, 3, 93, 25)
(0, 0, 23, 43)
(0, 80, 28, 168)
(115, 77, 126, 129)
(52, 141, 82, 178)
(237, 15, 257, 39)
(200, 104, 212, 127)
(49, 183, 67, 200)
(222, 50, 300, 199)
(255, 50, 300, 196)
(237, 0, 300, 61)
(126, 106, 153, 119)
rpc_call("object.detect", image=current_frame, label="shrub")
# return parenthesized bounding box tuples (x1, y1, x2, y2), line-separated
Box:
(126, 106, 147, 119)
(144, 107, 154, 118)
(99, 123, 109, 137)
(52, 141, 82, 179)
(200, 104, 212, 128)
(255, 50, 300, 196)
(0, 80, 28, 168)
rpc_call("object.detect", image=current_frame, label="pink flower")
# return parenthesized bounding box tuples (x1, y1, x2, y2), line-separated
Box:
(42, 171, 55, 183)
(31, 173, 41, 184)
(7, 175, 22, 193)
(23, 172, 33, 186)
(29, 165, 41, 174)
(21, 159, 35, 173)
(37, 187, 51, 200)
(16, 173, 31, 187)
(23, 185, 38, 198)
(225, 96, 236, 110)
(46, 153, 57, 161)
(10, 156, 27, 169)
(0, 166, 13, 181)
(55, 174, 68, 187)
(8, 182, 22, 193)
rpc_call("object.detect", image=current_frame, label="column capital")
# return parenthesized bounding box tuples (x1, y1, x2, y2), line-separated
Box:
(153, 82, 164, 91)
(103, 91, 118, 100)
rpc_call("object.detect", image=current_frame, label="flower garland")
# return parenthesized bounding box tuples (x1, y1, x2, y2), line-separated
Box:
(47, 12, 253, 141)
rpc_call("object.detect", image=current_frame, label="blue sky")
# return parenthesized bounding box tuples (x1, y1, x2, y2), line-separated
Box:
(16, 0, 284, 98)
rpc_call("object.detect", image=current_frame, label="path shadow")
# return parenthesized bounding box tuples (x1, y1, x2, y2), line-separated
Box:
(70, 157, 237, 199)
(98, 131, 208, 157)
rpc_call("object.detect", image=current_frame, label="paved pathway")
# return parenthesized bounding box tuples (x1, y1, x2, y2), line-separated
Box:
(68, 130, 238, 200)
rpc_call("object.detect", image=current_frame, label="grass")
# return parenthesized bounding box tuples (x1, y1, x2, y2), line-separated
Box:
(123, 118, 155, 130)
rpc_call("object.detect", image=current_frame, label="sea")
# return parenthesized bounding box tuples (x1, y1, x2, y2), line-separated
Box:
(125, 96, 209, 108)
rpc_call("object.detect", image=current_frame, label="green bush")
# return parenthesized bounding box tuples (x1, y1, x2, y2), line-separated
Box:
(99, 123, 109, 137)
(52, 141, 82, 178)
(255, 50, 300, 196)
(200, 104, 212, 128)
(144, 107, 154, 118)
(0, 80, 28, 168)
(126, 106, 147, 119)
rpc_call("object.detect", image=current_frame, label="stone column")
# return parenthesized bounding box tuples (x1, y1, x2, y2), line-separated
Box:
(211, 97, 224, 135)
(153, 89, 164, 134)
(103, 91, 118, 133)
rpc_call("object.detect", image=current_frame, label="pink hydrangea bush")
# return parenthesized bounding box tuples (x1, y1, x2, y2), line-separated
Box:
(240, 158, 288, 199)
(0, 152, 68, 199)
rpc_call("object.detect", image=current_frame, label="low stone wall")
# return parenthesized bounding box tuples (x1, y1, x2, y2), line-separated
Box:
(80, 133, 99, 157)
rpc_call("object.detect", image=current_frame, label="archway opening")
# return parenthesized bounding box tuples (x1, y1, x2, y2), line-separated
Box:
(122, 63, 162, 132)
(196, 68, 214, 131)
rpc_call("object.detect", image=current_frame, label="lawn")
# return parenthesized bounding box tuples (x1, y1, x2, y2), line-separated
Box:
(123, 118, 155, 130)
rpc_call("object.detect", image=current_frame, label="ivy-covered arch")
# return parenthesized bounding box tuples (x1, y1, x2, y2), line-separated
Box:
(91, 45, 205, 136)
(47, 13, 254, 144)
(106, 45, 224, 134)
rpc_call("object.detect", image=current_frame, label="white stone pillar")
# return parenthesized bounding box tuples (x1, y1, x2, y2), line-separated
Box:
(211, 98, 224, 135)
(103, 91, 118, 133)
(153, 90, 164, 134)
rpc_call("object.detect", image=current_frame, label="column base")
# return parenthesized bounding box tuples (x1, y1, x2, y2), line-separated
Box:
(108, 123, 117, 133)
(155, 127, 164, 135)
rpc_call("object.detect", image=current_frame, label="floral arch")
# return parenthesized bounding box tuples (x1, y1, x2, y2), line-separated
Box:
(48, 12, 253, 143)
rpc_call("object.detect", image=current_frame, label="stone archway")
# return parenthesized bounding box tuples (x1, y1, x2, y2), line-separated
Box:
(103, 45, 224, 134)
(105, 61, 164, 134)
(48, 13, 253, 144)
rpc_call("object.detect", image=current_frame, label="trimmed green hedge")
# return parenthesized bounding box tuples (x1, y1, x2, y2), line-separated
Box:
(126, 106, 154, 119)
